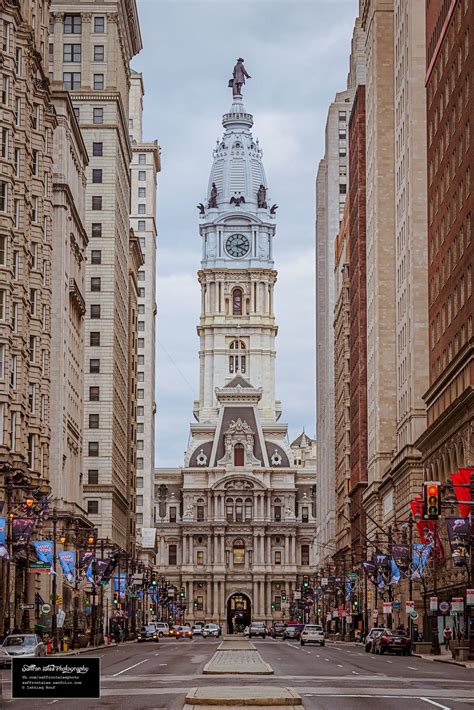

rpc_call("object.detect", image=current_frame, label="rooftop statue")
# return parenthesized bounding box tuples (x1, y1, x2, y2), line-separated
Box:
(228, 58, 251, 97)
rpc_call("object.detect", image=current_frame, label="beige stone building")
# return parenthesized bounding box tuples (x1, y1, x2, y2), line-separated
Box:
(50, 0, 142, 548)
(49, 87, 89, 522)
(129, 71, 160, 534)
(0, 0, 56, 631)
(359, 0, 397, 538)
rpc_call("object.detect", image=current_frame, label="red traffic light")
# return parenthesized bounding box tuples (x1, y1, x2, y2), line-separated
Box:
(422, 481, 441, 520)
(427, 484, 438, 497)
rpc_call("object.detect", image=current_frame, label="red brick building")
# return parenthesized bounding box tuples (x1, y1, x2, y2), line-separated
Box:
(348, 85, 368, 562)
(417, 0, 473, 488)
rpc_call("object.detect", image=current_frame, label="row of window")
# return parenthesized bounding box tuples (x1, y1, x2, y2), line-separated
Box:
(59, 43, 106, 62)
(163, 543, 311, 567)
(59, 15, 106, 34)
(63, 72, 105, 91)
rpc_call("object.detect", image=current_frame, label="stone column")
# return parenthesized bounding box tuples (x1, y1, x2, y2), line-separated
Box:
(213, 580, 219, 620)
(253, 580, 259, 616)
(81, 14, 92, 90)
(266, 581, 272, 616)
(53, 14, 64, 83)
(207, 580, 212, 615)
(284, 536, 289, 564)
(189, 536, 194, 566)
(260, 583, 265, 618)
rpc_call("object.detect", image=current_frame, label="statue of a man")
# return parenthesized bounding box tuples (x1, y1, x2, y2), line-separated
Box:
(257, 184, 267, 208)
(209, 182, 218, 208)
(230, 58, 251, 97)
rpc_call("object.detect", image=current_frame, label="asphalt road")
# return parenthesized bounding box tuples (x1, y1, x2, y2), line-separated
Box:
(1, 637, 473, 709)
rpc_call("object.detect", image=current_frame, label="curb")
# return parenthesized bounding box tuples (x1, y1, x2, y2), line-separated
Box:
(51, 639, 137, 656)
(411, 652, 473, 668)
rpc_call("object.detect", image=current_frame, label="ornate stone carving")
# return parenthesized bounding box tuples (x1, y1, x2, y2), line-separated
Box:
(270, 450, 282, 466)
(217, 418, 260, 467)
(196, 449, 207, 466)
(223, 479, 254, 490)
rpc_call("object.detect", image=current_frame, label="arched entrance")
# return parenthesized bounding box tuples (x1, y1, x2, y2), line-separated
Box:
(227, 592, 251, 634)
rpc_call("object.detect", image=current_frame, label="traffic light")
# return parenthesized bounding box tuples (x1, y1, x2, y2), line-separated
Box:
(151, 573, 157, 586)
(194, 600, 198, 609)
(113, 593, 119, 606)
(303, 576, 309, 589)
(422, 481, 441, 520)
(352, 598, 359, 613)
(281, 593, 286, 602)
(179, 587, 185, 599)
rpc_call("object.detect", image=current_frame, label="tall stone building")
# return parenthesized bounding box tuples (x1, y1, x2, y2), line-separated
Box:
(333, 203, 351, 563)
(50, 0, 142, 548)
(129, 71, 160, 534)
(315, 18, 365, 566)
(359, 0, 397, 538)
(417, 2, 473, 507)
(153, 77, 317, 629)
(49, 87, 89, 522)
(0, 0, 56, 630)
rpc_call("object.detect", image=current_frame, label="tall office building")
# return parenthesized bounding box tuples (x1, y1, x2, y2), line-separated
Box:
(50, 0, 142, 548)
(129, 71, 160, 533)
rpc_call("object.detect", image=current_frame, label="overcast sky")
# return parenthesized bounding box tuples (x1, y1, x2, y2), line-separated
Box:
(133, 0, 358, 467)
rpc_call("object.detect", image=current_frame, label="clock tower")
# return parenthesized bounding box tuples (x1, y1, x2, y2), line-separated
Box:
(195, 89, 280, 424)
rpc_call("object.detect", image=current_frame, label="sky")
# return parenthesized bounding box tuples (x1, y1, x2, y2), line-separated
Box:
(133, 0, 359, 467)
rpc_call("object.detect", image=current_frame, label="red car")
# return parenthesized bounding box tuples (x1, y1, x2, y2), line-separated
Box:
(372, 628, 411, 656)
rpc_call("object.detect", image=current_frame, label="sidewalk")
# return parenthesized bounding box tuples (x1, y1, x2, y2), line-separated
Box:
(50, 639, 137, 656)
(412, 647, 474, 669)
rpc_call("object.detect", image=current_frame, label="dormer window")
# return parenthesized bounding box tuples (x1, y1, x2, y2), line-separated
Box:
(229, 339, 246, 374)
(232, 288, 243, 315)
(234, 443, 244, 467)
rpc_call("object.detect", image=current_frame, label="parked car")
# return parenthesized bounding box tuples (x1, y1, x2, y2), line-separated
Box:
(364, 627, 385, 652)
(372, 628, 412, 656)
(300, 624, 325, 646)
(137, 624, 159, 643)
(202, 623, 221, 638)
(0, 646, 12, 668)
(249, 621, 266, 639)
(269, 622, 286, 638)
(282, 623, 305, 641)
(155, 622, 169, 637)
(2, 634, 46, 659)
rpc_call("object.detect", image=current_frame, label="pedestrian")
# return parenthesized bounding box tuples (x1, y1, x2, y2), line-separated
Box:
(113, 624, 121, 645)
(119, 625, 125, 643)
(443, 625, 452, 651)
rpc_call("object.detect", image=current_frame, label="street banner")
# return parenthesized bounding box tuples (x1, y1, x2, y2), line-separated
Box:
(58, 550, 75, 582)
(0, 517, 5, 544)
(430, 596, 438, 611)
(411, 543, 432, 579)
(389, 558, 401, 586)
(99, 553, 119, 583)
(406, 600, 415, 614)
(95, 559, 110, 582)
(451, 468, 472, 517)
(451, 597, 464, 613)
(32, 540, 54, 569)
(345, 576, 352, 601)
(78, 550, 93, 572)
(85, 559, 95, 585)
(392, 544, 409, 576)
(382, 602, 392, 615)
(113, 574, 127, 598)
(141, 527, 157, 549)
(446, 517, 470, 566)
(361, 561, 376, 584)
(0, 543, 9, 559)
(12, 519, 34, 555)
(466, 589, 474, 605)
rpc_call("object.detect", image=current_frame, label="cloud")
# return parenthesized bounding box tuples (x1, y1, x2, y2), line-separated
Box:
(133, 0, 358, 465)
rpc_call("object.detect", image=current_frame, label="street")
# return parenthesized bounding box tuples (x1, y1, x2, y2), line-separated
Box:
(1, 638, 473, 709)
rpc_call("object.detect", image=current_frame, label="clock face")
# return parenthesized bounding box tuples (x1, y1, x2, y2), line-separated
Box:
(225, 233, 250, 258)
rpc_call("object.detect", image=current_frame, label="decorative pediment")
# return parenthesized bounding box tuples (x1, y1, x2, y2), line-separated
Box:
(217, 418, 261, 467)
(224, 479, 254, 490)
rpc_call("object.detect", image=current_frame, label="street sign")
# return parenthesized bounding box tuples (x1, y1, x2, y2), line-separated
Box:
(19, 603, 34, 611)
(382, 602, 392, 615)
(294, 591, 301, 600)
(373, 609, 378, 620)
(348, 572, 359, 579)
(410, 611, 419, 620)
(439, 601, 450, 614)
(430, 597, 438, 611)
(29, 561, 50, 573)
(405, 600, 415, 614)
(41, 604, 51, 614)
(466, 589, 474, 605)
(451, 597, 464, 613)
(321, 578, 328, 587)
(392, 601, 401, 611)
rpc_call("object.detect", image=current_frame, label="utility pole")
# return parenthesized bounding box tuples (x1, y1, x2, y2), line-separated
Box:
(72, 521, 79, 650)
(4, 476, 13, 635)
(430, 520, 441, 655)
(51, 510, 58, 651)
(469, 472, 474, 659)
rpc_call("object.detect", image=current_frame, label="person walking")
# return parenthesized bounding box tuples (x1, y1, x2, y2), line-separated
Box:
(443, 625, 452, 651)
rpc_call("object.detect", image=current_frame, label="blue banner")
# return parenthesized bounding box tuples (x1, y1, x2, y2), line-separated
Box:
(0, 517, 5, 545)
(113, 574, 126, 598)
(58, 550, 75, 582)
(411, 543, 432, 579)
(85, 559, 95, 584)
(389, 558, 401, 585)
(32, 540, 53, 567)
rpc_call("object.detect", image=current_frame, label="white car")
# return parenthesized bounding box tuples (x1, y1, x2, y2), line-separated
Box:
(202, 623, 221, 638)
(2, 634, 47, 659)
(300, 624, 325, 646)
(154, 622, 170, 637)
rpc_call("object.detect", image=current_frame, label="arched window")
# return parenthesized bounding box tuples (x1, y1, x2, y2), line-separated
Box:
(196, 497, 205, 521)
(234, 443, 244, 467)
(226, 498, 234, 522)
(229, 339, 246, 374)
(232, 288, 243, 315)
(244, 497, 253, 521)
(233, 539, 245, 565)
(235, 497, 243, 522)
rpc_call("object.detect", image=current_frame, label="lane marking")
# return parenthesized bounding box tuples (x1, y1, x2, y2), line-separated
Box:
(158, 663, 167, 666)
(386, 660, 393, 664)
(154, 653, 160, 656)
(407, 666, 418, 670)
(352, 670, 359, 674)
(420, 699, 452, 710)
(112, 659, 148, 677)
(48, 702, 59, 706)
(337, 664, 344, 668)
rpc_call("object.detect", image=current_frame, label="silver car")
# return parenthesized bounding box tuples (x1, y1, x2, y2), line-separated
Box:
(2, 634, 46, 661)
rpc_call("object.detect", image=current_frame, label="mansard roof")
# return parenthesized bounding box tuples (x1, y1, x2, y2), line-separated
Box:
(224, 375, 253, 389)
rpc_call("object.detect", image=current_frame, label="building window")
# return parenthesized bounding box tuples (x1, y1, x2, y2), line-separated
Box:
(136, 476, 143, 488)
(90, 277, 101, 292)
(197, 505, 205, 521)
(30, 289, 37, 315)
(232, 288, 243, 315)
(1, 127, 8, 159)
(32, 150, 39, 176)
(93, 108, 103, 124)
(274, 505, 281, 522)
(88, 470, 99, 484)
(233, 540, 245, 565)
(10, 354, 16, 387)
(63, 43, 81, 62)
(29, 335, 36, 362)
(63, 72, 81, 90)
(229, 339, 246, 374)
(92, 169, 102, 184)
(138, 170, 146, 181)
(138, 154, 146, 165)
(0, 235, 6, 265)
(0, 290, 6, 322)
(31, 196, 38, 222)
(0, 343, 4, 380)
(301, 507, 309, 523)
(301, 544, 310, 566)
(138, 204, 146, 214)
(92, 142, 103, 157)
(0, 181, 7, 212)
(28, 383, 35, 413)
(168, 544, 177, 565)
(1, 75, 9, 105)
(87, 500, 99, 515)
(89, 386, 100, 401)
(94, 16, 105, 33)
(2, 20, 10, 53)
(91, 223, 102, 238)
(92, 196, 102, 210)
(89, 359, 100, 373)
(89, 414, 99, 429)
(244, 498, 252, 521)
(93, 74, 104, 90)
(27, 434, 34, 469)
(138, 187, 146, 197)
(169, 507, 177, 523)
(91, 250, 101, 264)
(93, 45, 104, 61)
(90, 304, 101, 319)
(138, 220, 145, 231)
(274, 550, 282, 565)
(195, 550, 204, 566)
(64, 15, 81, 34)
(234, 443, 244, 467)
(88, 441, 99, 457)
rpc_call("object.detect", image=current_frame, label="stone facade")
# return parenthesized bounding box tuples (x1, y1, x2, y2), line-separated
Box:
(129, 71, 160, 533)
(50, 0, 142, 548)
(153, 87, 316, 627)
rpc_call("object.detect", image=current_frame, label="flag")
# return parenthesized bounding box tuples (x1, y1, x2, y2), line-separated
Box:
(446, 517, 469, 566)
(411, 543, 432, 579)
(0, 517, 5, 545)
(362, 561, 376, 583)
(389, 558, 401, 585)
(58, 550, 75, 582)
(35, 592, 44, 605)
(451, 468, 472, 518)
(12, 519, 34, 555)
(0, 543, 9, 559)
(32, 540, 54, 568)
(78, 550, 93, 572)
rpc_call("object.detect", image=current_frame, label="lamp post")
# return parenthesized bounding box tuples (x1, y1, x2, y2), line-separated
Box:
(430, 520, 441, 655)
(50, 510, 59, 652)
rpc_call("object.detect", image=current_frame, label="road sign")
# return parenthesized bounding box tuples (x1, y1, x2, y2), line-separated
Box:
(466, 589, 474, 605)
(41, 603, 51, 614)
(294, 591, 301, 600)
(430, 596, 438, 611)
(392, 600, 401, 611)
(383, 602, 392, 615)
(29, 561, 50, 572)
(405, 600, 415, 614)
(451, 597, 464, 613)
(410, 611, 419, 620)
(439, 601, 450, 614)
(19, 603, 34, 610)
(321, 578, 328, 587)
